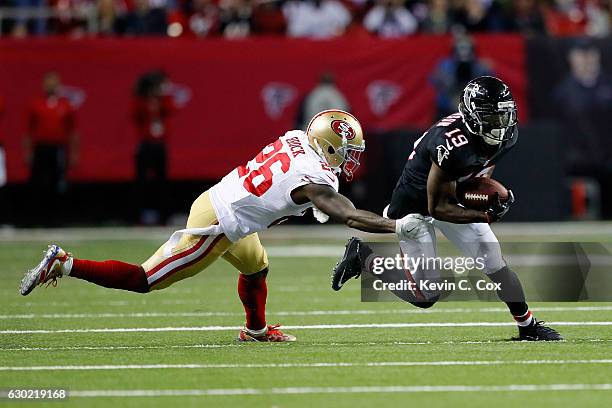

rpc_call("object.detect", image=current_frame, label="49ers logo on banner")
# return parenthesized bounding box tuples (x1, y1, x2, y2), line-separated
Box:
(331, 120, 355, 140)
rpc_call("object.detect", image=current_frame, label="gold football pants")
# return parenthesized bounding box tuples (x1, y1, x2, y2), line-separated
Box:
(141, 191, 269, 290)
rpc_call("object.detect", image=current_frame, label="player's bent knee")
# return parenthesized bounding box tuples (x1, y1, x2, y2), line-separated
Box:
(240, 267, 268, 280)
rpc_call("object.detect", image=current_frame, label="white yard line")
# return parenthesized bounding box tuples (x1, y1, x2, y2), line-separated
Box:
(1, 321, 611, 335)
(14, 299, 206, 307)
(1, 339, 610, 352)
(2, 359, 612, 372)
(0, 344, 241, 352)
(2, 306, 611, 320)
(66, 383, 612, 397)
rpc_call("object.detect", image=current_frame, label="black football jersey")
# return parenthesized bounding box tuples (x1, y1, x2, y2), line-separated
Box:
(387, 112, 518, 218)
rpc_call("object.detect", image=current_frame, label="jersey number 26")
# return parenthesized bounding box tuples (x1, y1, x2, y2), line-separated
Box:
(237, 140, 291, 197)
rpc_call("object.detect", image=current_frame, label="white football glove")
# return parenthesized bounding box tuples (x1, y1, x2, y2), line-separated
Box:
(395, 213, 429, 241)
(312, 206, 330, 223)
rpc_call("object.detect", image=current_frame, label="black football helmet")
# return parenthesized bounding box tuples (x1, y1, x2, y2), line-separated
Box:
(458, 76, 517, 146)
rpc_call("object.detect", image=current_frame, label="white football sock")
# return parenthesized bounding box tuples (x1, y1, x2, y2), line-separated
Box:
(514, 310, 533, 327)
(245, 325, 268, 336)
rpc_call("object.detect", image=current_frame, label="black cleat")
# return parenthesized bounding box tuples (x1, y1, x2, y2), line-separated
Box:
(515, 319, 564, 341)
(332, 237, 364, 291)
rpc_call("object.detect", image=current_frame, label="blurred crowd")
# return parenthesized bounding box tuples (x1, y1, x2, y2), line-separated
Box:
(1, 0, 610, 38)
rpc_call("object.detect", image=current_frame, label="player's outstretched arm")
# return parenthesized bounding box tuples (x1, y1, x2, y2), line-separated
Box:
(293, 183, 396, 234)
(427, 162, 490, 224)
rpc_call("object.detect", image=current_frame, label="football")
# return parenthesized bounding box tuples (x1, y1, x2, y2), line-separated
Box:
(456, 177, 509, 211)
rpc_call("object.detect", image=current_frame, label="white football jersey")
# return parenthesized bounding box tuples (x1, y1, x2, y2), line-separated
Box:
(210, 130, 339, 242)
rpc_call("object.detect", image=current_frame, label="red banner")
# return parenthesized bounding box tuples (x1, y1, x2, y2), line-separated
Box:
(0, 36, 526, 182)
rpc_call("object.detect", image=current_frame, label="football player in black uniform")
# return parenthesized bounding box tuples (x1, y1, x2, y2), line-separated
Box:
(333, 76, 562, 341)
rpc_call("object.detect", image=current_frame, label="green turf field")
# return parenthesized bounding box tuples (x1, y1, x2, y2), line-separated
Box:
(1, 227, 611, 407)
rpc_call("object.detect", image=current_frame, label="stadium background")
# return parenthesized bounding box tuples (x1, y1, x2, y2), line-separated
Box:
(1, 2, 612, 407)
(0, 0, 611, 226)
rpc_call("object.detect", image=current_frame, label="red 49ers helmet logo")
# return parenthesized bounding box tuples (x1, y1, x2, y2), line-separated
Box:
(331, 120, 356, 140)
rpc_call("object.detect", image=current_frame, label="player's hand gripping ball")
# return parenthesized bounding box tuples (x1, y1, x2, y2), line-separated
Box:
(456, 177, 514, 222)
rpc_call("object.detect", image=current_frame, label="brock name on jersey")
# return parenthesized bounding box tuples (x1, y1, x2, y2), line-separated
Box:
(210, 130, 339, 242)
(387, 112, 518, 218)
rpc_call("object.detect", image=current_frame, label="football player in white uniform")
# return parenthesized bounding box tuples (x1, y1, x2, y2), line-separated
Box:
(20, 109, 420, 342)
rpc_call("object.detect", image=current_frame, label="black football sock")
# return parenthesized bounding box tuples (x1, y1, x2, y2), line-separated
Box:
(487, 266, 532, 325)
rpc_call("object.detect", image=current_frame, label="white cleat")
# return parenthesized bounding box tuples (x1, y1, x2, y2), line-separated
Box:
(20, 245, 71, 296)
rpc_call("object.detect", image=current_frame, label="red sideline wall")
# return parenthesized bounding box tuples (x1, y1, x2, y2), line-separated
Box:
(0, 36, 526, 183)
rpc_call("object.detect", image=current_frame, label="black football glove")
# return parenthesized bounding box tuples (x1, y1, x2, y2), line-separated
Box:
(486, 190, 514, 222)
